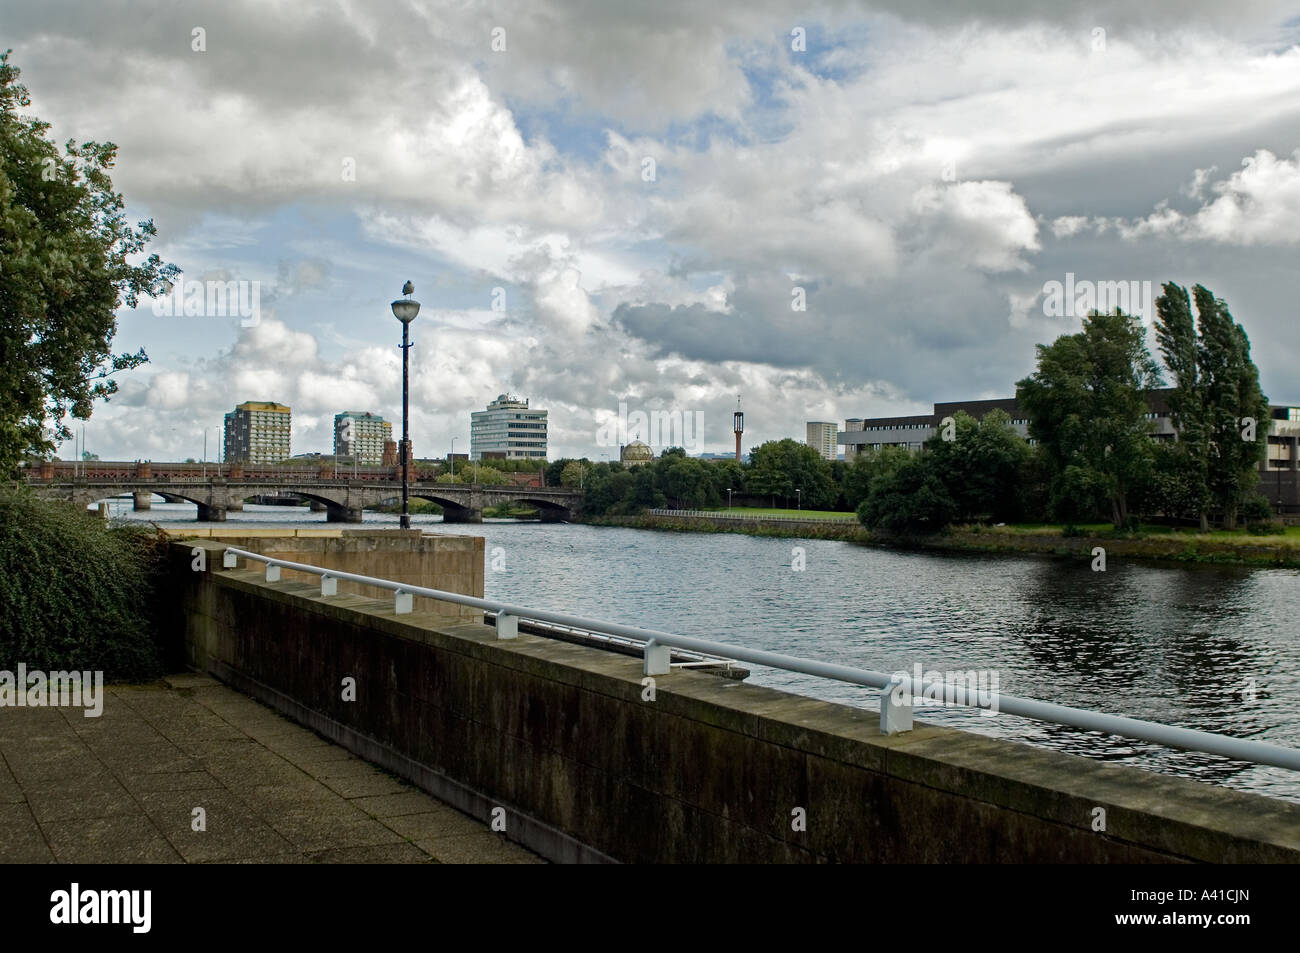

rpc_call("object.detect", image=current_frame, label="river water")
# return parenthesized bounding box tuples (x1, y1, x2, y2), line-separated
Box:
(108, 498, 1300, 803)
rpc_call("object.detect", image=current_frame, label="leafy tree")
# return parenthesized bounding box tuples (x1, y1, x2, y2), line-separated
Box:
(842, 445, 911, 508)
(0, 52, 176, 473)
(1155, 283, 1269, 529)
(657, 455, 717, 508)
(1194, 286, 1267, 529)
(924, 409, 1030, 522)
(559, 460, 590, 488)
(746, 438, 837, 508)
(856, 455, 957, 534)
(435, 465, 508, 485)
(1016, 310, 1162, 528)
(1154, 282, 1210, 528)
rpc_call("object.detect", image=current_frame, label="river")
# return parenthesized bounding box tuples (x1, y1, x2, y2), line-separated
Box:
(107, 498, 1300, 803)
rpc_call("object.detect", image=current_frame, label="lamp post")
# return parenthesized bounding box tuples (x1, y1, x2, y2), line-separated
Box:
(450, 437, 456, 479)
(391, 281, 421, 529)
(727, 487, 732, 511)
(796, 487, 801, 511)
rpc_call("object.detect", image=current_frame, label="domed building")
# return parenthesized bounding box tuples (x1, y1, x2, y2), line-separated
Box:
(620, 441, 655, 467)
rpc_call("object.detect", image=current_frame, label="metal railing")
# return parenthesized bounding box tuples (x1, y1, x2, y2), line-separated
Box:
(647, 508, 856, 523)
(220, 546, 1300, 772)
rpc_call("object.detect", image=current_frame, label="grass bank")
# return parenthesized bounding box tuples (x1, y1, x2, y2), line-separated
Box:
(580, 511, 1300, 568)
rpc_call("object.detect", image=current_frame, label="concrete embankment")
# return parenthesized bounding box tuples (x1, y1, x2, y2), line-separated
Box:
(173, 535, 1300, 863)
(582, 514, 1300, 568)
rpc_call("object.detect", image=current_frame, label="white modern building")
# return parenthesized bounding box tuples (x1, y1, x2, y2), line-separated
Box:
(333, 411, 392, 466)
(806, 421, 838, 461)
(470, 394, 548, 460)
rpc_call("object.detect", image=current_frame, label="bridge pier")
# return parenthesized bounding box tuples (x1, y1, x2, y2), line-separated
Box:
(326, 507, 364, 523)
(440, 507, 482, 524)
(197, 503, 227, 522)
(227, 498, 244, 512)
(132, 491, 152, 511)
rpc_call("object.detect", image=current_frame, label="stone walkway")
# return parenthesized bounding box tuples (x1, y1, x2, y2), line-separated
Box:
(0, 675, 542, 864)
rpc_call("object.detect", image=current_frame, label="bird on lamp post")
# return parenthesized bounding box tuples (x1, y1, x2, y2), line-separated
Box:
(391, 282, 421, 529)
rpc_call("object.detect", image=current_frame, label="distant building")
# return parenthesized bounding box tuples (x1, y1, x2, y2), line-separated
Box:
(470, 394, 548, 460)
(806, 421, 838, 461)
(334, 411, 392, 466)
(223, 401, 291, 464)
(620, 441, 655, 467)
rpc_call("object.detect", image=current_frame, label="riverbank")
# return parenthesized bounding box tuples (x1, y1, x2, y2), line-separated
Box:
(581, 513, 1300, 568)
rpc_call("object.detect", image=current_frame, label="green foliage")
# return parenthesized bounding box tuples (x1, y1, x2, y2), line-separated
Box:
(559, 460, 590, 488)
(746, 438, 838, 508)
(1154, 283, 1269, 529)
(843, 445, 910, 508)
(856, 455, 957, 534)
(1241, 493, 1274, 524)
(0, 52, 176, 473)
(924, 409, 1031, 522)
(434, 464, 509, 485)
(0, 489, 167, 678)
(1016, 309, 1161, 528)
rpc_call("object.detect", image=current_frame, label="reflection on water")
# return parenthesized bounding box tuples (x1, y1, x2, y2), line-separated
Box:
(109, 498, 1300, 802)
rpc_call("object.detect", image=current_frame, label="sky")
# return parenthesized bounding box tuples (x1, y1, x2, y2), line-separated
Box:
(5, 0, 1300, 461)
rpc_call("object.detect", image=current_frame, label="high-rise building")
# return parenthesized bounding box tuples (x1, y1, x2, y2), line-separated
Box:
(333, 411, 392, 466)
(806, 421, 838, 461)
(470, 394, 548, 460)
(223, 401, 291, 464)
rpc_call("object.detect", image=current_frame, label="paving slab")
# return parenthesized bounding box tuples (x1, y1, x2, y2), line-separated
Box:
(0, 678, 542, 864)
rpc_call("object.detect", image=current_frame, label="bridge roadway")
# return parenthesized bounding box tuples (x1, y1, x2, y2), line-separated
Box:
(21, 461, 582, 523)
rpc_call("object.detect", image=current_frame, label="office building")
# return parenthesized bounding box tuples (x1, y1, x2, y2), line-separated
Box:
(333, 411, 392, 466)
(806, 421, 838, 461)
(223, 401, 291, 464)
(470, 394, 548, 460)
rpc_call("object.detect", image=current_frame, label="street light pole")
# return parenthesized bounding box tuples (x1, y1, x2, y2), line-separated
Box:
(391, 282, 421, 530)
(451, 437, 456, 480)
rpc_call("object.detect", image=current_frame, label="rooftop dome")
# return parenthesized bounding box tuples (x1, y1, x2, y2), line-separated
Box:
(621, 441, 654, 465)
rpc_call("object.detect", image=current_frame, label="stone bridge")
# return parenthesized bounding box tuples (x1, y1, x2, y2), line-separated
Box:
(27, 478, 582, 523)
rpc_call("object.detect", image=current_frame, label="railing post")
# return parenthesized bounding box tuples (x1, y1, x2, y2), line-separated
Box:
(880, 674, 913, 735)
(644, 638, 671, 676)
(394, 590, 413, 614)
(222, 549, 237, 569)
(320, 575, 337, 597)
(495, 612, 518, 640)
(265, 564, 280, 582)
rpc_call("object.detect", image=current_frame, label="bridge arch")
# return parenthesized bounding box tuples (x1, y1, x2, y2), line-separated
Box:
(408, 493, 476, 523)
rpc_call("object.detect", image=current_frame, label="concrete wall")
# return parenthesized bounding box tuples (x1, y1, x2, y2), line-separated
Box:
(173, 529, 483, 624)
(173, 539, 1300, 863)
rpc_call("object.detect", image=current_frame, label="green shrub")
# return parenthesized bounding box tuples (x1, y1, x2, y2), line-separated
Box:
(1246, 519, 1284, 536)
(0, 489, 168, 679)
(1241, 494, 1274, 524)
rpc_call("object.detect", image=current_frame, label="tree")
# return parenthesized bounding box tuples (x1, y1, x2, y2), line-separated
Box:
(1154, 283, 1210, 529)
(842, 445, 911, 508)
(746, 439, 838, 508)
(1194, 286, 1267, 529)
(559, 460, 590, 488)
(0, 52, 176, 473)
(856, 455, 957, 534)
(1155, 283, 1269, 530)
(1016, 310, 1162, 528)
(924, 409, 1030, 522)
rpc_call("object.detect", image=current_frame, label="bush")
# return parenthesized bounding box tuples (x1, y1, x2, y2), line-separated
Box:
(0, 489, 168, 679)
(857, 456, 957, 534)
(1241, 493, 1274, 524)
(1246, 519, 1284, 536)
